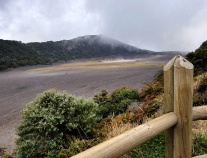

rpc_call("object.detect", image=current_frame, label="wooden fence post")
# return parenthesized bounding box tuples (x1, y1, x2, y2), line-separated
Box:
(164, 55, 194, 158)
(164, 56, 177, 158)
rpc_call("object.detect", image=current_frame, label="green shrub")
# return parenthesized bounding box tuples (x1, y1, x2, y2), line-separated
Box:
(57, 139, 90, 158)
(186, 47, 207, 76)
(93, 87, 140, 118)
(98, 98, 132, 118)
(97, 101, 116, 118)
(193, 92, 207, 106)
(93, 89, 108, 105)
(110, 87, 140, 103)
(128, 133, 165, 158)
(192, 132, 207, 156)
(198, 76, 207, 92)
(16, 89, 99, 158)
(57, 138, 103, 158)
(140, 71, 163, 104)
(146, 100, 160, 116)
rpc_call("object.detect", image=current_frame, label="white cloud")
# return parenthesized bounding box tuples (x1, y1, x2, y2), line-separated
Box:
(0, 0, 207, 51)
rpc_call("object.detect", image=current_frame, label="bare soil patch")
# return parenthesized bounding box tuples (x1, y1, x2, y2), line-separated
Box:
(0, 59, 164, 153)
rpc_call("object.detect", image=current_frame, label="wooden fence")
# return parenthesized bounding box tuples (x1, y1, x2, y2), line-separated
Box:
(71, 55, 207, 158)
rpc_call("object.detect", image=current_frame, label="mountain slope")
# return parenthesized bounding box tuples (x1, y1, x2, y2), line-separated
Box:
(0, 35, 165, 70)
(186, 40, 207, 76)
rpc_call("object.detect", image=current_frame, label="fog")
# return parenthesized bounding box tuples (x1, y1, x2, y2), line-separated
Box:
(1, 0, 207, 51)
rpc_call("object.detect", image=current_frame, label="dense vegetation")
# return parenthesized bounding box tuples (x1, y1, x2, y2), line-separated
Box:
(127, 132, 207, 158)
(14, 83, 207, 158)
(185, 40, 207, 106)
(0, 35, 155, 71)
(16, 87, 140, 158)
(187, 40, 207, 76)
(93, 87, 140, 118)
(16, 90, 99, 158)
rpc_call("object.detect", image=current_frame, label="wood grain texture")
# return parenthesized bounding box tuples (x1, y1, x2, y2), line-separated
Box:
(71, 112, 177, 158)
(193, 106, 207, 121)
(164, 55, 179, 158)
(173, 56, 194, 158)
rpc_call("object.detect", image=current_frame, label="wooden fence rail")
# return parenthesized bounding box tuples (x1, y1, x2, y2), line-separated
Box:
(193, 106, 207, 121)
(71, 112, 177, 158)
(71, 55, 207, 158)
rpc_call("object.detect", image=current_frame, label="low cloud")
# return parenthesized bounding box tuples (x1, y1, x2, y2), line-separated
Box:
(0, 0, 207, 52)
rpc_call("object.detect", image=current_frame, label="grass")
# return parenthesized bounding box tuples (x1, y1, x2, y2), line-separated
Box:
(193, 120, 207, 136)
(121, 132, 207, 158)
(125, 133, 165, 158)
(0, 148, 13, 158)
(192, 132, 207, 156)
(193, 73, 207, 106)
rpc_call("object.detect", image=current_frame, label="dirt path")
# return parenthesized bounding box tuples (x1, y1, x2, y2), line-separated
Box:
(0, 60, 164, 153)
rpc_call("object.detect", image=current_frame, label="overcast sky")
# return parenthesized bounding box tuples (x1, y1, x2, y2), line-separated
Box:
(0, 0, 207, 52)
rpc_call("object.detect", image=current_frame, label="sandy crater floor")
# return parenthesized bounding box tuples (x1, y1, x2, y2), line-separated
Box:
(0, 59, 167, 153)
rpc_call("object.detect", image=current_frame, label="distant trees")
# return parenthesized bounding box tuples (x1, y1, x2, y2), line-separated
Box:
(186, 40, 207, 76)
(0, 35, 148, 71)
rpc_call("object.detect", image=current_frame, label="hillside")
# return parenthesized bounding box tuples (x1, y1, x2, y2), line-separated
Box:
(0, 35, 175, 71)
(187, 40, 207, 76)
